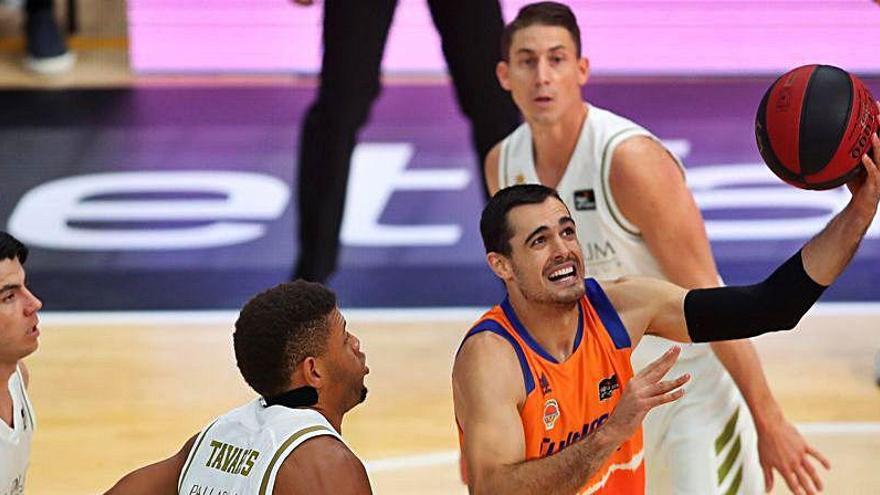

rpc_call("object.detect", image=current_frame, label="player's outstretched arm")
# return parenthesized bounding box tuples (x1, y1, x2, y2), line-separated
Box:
(454, 334, 688, 495)
(603, 134, 880, 345)
(103, 435, 196, 495)
(609, 134, 831, 493)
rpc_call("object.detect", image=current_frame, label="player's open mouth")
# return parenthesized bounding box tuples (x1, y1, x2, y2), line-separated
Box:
(547, 264, 576, 282)
(535, 96, 552, 103)
(27, 325, 39, 337)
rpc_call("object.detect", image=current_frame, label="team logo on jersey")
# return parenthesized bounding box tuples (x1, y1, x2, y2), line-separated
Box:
(543, 398, 561, 431)
(539, 373, 552, 395)
(598, 374, 620, 401)
(573, 189, 596, 211)
(514, 173, 526, 185)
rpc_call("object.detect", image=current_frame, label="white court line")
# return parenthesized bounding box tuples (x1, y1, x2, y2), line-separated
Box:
(36, 302, 880, 327)
(364, 450, 459, 473)
(796, 422, 880, 435)
(364, 422, 880, 473)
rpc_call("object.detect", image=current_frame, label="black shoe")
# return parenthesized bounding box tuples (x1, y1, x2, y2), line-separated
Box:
(24, 9, 75, 75)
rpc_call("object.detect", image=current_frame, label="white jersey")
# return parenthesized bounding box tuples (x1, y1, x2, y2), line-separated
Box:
(0, 366, 35, 495)
(178, 399, 344, 495)
(498, 104, 709, 366)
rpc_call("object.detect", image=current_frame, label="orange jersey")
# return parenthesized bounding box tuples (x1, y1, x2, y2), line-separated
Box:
(457, 278, 644, 494)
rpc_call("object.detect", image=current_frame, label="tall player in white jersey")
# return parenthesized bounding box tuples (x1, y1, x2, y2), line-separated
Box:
(0, 232, 42, 495)
(484, 3, 830, 494)
(105, 280, 372, 494)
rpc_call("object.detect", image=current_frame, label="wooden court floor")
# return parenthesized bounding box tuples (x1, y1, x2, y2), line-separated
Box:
(22, 308, 880, 494)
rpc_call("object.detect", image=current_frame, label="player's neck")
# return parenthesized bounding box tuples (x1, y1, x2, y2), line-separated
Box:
(0, 361, 16, 385)
(529, 102, 588, 188)
(508, 293, 580, 362)
(311, 402, 343, 434)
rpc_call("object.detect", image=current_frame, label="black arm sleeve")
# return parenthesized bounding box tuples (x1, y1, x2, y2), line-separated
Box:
(684, 250, 827, 343)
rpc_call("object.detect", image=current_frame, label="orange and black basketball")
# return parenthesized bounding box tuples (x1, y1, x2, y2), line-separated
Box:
(755, 64, 878, 190)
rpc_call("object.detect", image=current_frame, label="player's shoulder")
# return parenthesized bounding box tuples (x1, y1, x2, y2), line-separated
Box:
(456, 323, 519, 365)
(613, 134, 669, 162)
(284, 435, 358, 466)
(455, 319, 523, 379)
(275, 436, 370, 495)
(609, 134, 684, 195)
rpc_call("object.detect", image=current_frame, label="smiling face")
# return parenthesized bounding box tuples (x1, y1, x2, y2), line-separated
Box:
(497, 24, 588, 126)
(489, 196, 585, 306)
(0, 258, 42, 366)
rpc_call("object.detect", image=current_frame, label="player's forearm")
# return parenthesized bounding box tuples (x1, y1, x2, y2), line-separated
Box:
(709, 339, 781, 424)
(685, 250, 825, 342)
(802, 199, 875, 286)
(473, 424, 625, 495)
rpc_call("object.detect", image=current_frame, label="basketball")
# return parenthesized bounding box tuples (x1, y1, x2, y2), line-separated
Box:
(755, 64, 878, 190)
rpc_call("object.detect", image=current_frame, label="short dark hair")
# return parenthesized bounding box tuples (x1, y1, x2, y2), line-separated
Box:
(233, 280, 337, 397)
(481, 184, 564, 256)
(501, 1, 582, 61)
(0, 232, 28, 264)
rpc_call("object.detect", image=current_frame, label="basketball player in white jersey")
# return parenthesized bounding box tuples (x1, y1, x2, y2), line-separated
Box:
(105, 280, 372, 494)
(484, 3, 830, 494)
(0, 232, 42, 495)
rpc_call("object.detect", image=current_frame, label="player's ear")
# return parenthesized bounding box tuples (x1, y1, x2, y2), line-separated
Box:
(301, 356, 323, 389)
(578, 56, 589, 86)
(487, 252, 513, 280)
(497, 61, 511, 91)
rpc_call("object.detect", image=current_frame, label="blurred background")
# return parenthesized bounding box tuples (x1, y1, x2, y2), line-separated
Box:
(1, 1, 878, 493)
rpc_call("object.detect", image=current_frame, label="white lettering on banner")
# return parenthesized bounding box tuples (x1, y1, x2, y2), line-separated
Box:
(340, 143, 471, 246)
(7, 171, 290, 250)
(4, 160, 877, 252)
(689, 164, 878, 240)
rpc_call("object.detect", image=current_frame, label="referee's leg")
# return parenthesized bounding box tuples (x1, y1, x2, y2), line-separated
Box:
(295, 0, 398, 282)
(428, 0, 520, 199)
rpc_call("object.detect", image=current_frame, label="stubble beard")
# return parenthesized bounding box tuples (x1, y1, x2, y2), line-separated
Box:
(514, 267, 583, 307)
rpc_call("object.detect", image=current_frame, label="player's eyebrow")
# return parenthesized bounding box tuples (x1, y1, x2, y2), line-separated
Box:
(0, 283, 19, 294)
(524, 225, 549, 245)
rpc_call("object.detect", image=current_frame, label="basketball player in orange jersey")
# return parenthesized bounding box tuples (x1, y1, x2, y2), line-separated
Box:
(481, 3, 832, 494)
(455, 135, 880, 494)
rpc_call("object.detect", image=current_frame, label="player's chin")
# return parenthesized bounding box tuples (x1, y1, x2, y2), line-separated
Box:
(548, 284, 584, 305)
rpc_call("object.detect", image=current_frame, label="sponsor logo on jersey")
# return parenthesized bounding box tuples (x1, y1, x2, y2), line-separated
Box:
(573, 189, 597, 211)
(539, 413, 610, 456)
(543, 398, 560, 431)
(582, 240, 617, 263)
(598, 374, 620, 401)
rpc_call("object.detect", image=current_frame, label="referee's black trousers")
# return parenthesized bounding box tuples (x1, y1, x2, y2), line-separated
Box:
(294, 0, 520, 283)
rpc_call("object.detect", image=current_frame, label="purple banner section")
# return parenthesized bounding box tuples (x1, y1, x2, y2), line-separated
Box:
(129, 0, 880, 75)
(0, 78, 878, 309)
